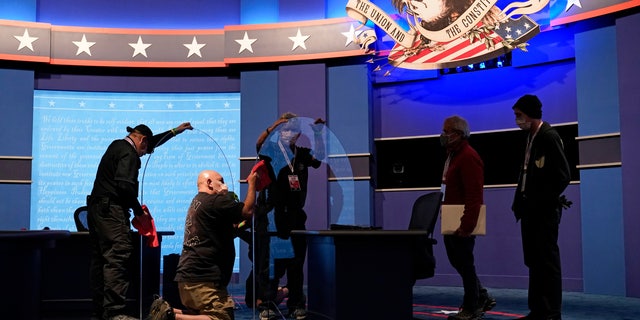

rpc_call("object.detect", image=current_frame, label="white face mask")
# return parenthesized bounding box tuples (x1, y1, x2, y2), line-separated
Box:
(516, 117, 531, 131)
(218, 183, 229, 195)
(279, 129, 299, 144)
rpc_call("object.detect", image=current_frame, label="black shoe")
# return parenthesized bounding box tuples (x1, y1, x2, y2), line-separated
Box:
(259, 309, 279, 320)
(147, 295, 175, 320)
(480, 294, 496, 312)
(448, 307, 483, 320)
(288, 307, 307, 320)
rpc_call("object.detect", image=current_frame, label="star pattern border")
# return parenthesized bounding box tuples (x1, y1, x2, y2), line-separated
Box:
(0, 18, 367, 68)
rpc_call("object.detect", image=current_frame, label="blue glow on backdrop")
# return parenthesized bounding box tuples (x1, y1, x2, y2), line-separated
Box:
(31, 90, 242, 272)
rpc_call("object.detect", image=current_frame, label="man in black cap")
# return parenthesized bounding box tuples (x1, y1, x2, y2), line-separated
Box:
(511, 95, 570, 320)
(88, 122, 192, 320)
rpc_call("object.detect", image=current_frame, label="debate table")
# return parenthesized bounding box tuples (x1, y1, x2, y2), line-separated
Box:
(39, 231, 174, 318)
(0, 230, 71, 320)
(292, 230, 428, 320)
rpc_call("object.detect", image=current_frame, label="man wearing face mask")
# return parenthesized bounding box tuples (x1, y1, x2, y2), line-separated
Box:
(440, 116, 496, 320)
(88, 122, 193, 320)
(511, 95, 570, 320)
(156, 169, 257, 320)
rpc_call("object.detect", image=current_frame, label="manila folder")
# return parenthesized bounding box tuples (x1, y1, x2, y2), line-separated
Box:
(440, 204, 486, 235)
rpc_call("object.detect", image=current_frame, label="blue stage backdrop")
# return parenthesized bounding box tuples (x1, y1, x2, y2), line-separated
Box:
(31, 90, 242, 271)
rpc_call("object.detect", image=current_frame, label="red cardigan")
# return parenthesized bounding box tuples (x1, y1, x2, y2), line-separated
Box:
(443, 140, 484, 234)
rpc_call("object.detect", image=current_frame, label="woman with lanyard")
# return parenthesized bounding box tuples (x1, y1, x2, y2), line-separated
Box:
(253, 112, 325, 320)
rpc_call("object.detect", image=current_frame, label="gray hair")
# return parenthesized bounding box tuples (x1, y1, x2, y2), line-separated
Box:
(445, 115, 471, 139)
(280, 112, 297, 119)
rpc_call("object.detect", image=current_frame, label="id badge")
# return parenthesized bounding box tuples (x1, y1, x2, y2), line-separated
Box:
(288, 174, 301, 191)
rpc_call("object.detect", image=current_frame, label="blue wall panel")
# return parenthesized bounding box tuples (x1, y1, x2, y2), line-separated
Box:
(574, 22, 625, 295)
(328, 64, 373, 225)
(580, 169, 625, 295)
(0, 184, 31, 230)
(617, 12, 640, 298)
(0, 69, 34, 229)
(240, 70, 279, 157)
(327, 64, 371, 154)
(575, 25, 620, 136)
(0, 69, 35, 156)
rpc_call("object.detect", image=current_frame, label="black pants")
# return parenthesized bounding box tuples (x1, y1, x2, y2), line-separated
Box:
(259, 206, 308, 310)
(444, 234, 486, 310)
(521, 206, 562, 318)
(87, 197, 134, 319)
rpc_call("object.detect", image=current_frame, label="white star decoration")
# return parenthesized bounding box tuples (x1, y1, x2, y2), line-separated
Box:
(129, 36, 152, 58)
(73, 34, 96, 56)
(195, 102, 202, 109)
(235, 32, 257, 54)
(167, 103, 174, 109)
(289, 28, 310, 51)
(341, 24, 362, 47)
(565, 0, 582, 12)
(184, 36, 206, 58)
(108, 102, 116, 108)
(14, 29, 39, 51)
(48, 100, 55, 107)
(138, 102, 145, 109)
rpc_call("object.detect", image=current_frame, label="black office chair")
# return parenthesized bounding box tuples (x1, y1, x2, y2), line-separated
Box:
(74, 206, 89, 232)
(408, 191, 443, 281)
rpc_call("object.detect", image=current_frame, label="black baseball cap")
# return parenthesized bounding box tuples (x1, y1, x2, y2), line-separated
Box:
(126, 124, 155, 153)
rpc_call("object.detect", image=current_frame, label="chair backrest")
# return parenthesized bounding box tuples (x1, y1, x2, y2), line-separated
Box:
(408, 191, 443, 237)
(409, 191, 443, 281)
(74, 206, 89, 232)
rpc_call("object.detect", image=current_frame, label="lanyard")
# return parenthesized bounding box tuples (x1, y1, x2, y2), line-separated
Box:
(521, 122, 543, 192)
(440, 153, 453, 200)
(277, 140, 296, 173)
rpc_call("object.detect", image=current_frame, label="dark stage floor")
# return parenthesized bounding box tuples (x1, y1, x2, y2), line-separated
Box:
(43, 285, 640, 320)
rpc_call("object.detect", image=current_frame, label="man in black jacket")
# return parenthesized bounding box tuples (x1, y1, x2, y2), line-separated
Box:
(88, 122, 192, 320)
(511, 95, 570, 320)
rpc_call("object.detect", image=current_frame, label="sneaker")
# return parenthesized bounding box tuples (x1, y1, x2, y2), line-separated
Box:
(147, 295, 175, 320)
(289, 308, 307, 320)
(447, 307, 483, 320)
(259, 309, 278, 320)
(480, 294, 497, 312)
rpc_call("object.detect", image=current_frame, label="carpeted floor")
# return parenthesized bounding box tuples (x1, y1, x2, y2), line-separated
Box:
(43, 285, 640, 320)
(226, 285, 640, 320)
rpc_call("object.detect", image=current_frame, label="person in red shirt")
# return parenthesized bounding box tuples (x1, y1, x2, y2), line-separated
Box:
(440, 115, 496, 320)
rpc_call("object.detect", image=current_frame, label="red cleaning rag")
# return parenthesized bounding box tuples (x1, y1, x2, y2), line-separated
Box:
(132, 205, 159, 248)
